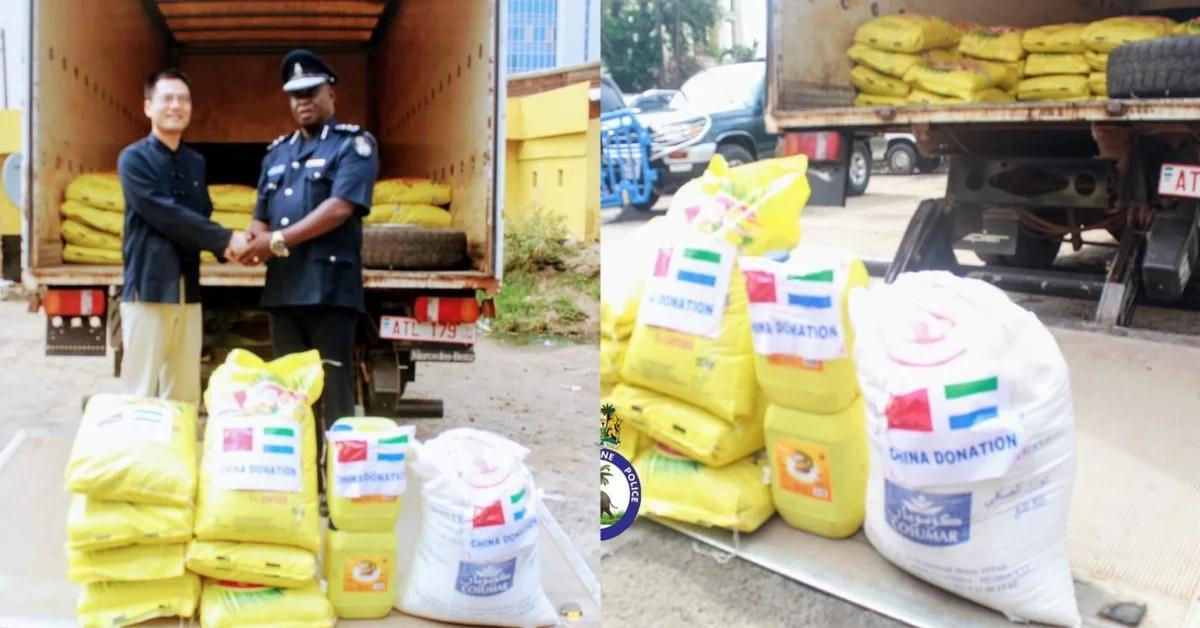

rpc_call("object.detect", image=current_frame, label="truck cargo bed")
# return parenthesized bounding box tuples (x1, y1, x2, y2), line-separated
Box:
(768, 98, 1200, 132)
(27, 264, 499, 291)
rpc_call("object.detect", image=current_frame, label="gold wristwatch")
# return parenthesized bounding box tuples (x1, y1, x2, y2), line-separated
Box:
(269, 230, 290, 258)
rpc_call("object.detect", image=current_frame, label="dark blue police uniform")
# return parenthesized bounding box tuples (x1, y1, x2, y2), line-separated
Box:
(118, 135, 231, 303)
(255, 50, 379, 431)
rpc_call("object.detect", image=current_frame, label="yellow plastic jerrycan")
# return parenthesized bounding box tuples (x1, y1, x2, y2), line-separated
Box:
(744, 249, 870, 413)
(763, 397, 868, 538)
(326, 417, 413, 532)
(325, 527, 398, 619)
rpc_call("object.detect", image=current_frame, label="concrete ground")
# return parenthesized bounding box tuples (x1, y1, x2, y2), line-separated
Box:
(0, 296, 599, 625)
(600, 174, 1200, 627)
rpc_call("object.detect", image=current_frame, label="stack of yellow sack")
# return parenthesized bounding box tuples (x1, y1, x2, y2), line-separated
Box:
(60, 173, 124, 264)
(368, 177, 453, 227)
(741, 247, 872, 539)
(190, 349, 335, 626)
(953, 25, 1024, 101)
(199, 184, 257, 264)
(65, 394, 201, 627)
(1017, 22, 1097, 101)
(1080, 16, 1175, 98)
(846, 14, 964, 106)
(613, 154, 811, 532)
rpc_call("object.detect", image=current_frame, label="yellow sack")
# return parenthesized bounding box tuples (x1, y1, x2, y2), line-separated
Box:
(1022, 23, 1087, 53)
(196, 350, 323, 553)
(200, 580, 335, 628)
(66, 494, 192, 551)
(742, 248, 869, 413)
(959, 26, 1026, 62)
(622, 259, 756, 423)
(1017, 75, 1091, 101)
(208, 184, 257, 213)
(365, 203, 452, 227)
(855, 93, 908, 107)
(61, 200, 123, 235)
(62, 219, 122, 251)
(63, 244, 121, 264)
(212, 211, 252, 231)
(77, 573, 200, 628)
(1085, 50, 1108, 72)
(65, 394, 197, 506)
(66, 173, 124, 212)
(846, 44, 920, 79)
(186, 540, 317, 588)
(610, 384, 763, 468)
(1082, 16, 1175, 53)
(601, 282, 642, 340)
(907, 87, 1013, 104)
(1024, 53, 1091, 76)
(635, 444, 774, 532)
(854, 14, 960, 53)
(203, 348, 325, 413)
(676, 153, 811, 257)
(372, 177, 452, 206)
(67, 542, 186, 583)
(909, 60, 1015, 99)
(600, 333, 628, 388)
(1090, 72, 1108, 97)
(1177, 18, 1200, 35)
(850, 65, 910, 97)
(923, 48, 961, 65)
(602, 397, 642, 461)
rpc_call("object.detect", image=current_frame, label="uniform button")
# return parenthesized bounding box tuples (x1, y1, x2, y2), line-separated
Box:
(284, 188, 293, 196)
(329, 255, 337, 263)
(281, 217, 290, 226)
(313, 172, 321, 179)
(292, 161, 300, 169)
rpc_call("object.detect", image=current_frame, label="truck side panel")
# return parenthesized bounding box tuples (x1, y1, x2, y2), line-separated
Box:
(29, 0, 169, 269)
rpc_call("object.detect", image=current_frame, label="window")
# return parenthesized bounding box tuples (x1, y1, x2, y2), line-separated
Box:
(507, 0, 558, 73)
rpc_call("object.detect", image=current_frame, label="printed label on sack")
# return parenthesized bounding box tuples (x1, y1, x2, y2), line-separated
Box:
(885, 480, 971, 546)
(343, 554, 390, 592)
(638, 239, 737, 338)
(329, 427, 413, 498)
(91, 403, 174, 444)
(455, 557, 516, 597)
(467, 484, 538, 561)
(213, 415, 302, 492)
(881, 373, 1022, 486)
(742, 257, 846, 361)
(774, 438, 833, 502)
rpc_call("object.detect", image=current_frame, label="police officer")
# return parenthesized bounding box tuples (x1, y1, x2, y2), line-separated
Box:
(242, 50, 379, 466)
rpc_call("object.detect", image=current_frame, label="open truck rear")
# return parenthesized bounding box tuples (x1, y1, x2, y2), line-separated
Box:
(768, 0, 1200, 331)
(629, 1, 1200, 625)
(20, 0, 505, 418)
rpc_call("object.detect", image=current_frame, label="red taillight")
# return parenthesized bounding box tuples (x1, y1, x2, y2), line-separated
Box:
(780, 131, 842, 162)
(43, 289, 105, 316)
(414, 296, 480, 324)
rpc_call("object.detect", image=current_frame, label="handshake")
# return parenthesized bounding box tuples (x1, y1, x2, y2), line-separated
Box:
(224, 230, 273, 266)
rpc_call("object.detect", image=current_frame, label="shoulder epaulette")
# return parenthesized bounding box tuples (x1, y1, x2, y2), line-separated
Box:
(267, 133, 288, 151)
(334, 123, 362, 134)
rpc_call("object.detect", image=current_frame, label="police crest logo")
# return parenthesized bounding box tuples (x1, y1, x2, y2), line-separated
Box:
(600, 403, 640, 540)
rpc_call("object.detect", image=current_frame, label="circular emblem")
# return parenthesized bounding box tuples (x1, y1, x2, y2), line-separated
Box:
(600, 448, 640, 541)
(355, 135, 372, 157)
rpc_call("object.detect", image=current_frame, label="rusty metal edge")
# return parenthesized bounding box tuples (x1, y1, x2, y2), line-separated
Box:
(26, 265, 499, 292)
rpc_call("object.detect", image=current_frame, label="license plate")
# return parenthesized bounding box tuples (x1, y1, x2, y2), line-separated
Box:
(1159, 163, 1200, 199)
(668, 163, 693, 173)
(379, 316, 475, 345)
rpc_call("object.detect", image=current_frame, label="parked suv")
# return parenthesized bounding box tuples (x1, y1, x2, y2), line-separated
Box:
(637, 61, 777, 208)
(867, 133, 943, 175)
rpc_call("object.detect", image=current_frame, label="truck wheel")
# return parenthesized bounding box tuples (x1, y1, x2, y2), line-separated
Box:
(361, 226, 469, 270)
(716, 143, 754, 168)
(1109, 35, 1200, 98)
(885, 142, 918, 175)
(847, 141, 871, 197)
(631, 190, 660, 212)
(916, 156, 942, 173)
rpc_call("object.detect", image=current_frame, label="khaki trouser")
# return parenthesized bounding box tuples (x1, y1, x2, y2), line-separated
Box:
(120, 279, 203, 408)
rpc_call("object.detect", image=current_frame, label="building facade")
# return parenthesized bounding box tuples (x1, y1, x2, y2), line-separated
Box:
(507, 0, 601, 74)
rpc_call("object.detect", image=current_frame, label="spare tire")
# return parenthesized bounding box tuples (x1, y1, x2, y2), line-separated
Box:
(361, 225, 469, 270)
(1108, 35, 1200, 98)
